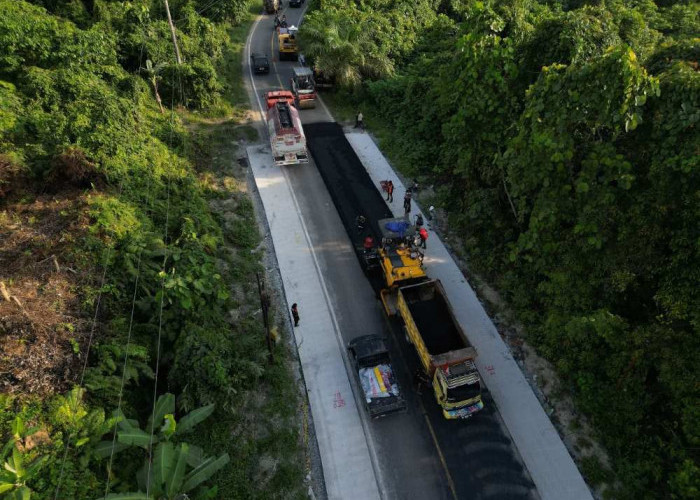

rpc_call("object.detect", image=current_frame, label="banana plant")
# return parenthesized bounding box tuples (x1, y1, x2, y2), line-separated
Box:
(143, 59, 166, 114)
(96, 393, 216, 459)
(97, 393, 227, 498)
(100, 432, 229, 500)
(0, 417, 48, 499)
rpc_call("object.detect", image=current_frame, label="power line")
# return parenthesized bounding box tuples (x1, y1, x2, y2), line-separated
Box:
(145, 111, 175, 499)
(175, 0, 229, 23)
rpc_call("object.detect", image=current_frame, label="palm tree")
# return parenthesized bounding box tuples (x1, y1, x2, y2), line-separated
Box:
(299, 10, 393, 87)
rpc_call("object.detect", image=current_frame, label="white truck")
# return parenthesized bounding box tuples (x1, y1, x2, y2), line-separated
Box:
(265, 91, 309, 166)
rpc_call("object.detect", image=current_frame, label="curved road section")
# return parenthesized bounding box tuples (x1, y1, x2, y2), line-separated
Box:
(243, 4, 592, 500)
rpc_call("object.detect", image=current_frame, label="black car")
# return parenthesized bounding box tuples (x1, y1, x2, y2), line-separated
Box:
(289, 0, 304, 7)
(250, 53, 270, 74)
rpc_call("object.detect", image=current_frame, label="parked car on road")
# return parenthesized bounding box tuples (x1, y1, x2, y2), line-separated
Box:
(250, 53, 270, 74)
(348, 335, 406, 418)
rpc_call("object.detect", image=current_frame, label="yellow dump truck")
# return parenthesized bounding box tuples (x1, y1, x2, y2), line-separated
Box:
(376, 218, 483, 419)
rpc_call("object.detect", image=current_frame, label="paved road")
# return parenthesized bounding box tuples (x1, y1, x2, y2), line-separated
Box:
(244, 4, 537, 499)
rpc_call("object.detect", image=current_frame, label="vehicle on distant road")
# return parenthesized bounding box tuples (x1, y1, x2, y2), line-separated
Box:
(277, 26, 299, 61)
(264, 90, 308, 166)
(348, 335, 407, 418)
(290, 66, 317, 109)
(289, 0, 304, 6)
(250, 53, 270, 74)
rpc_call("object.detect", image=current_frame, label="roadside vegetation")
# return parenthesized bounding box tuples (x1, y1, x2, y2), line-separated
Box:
(300, 0, 699, 498)
(0, 1, 306, 498)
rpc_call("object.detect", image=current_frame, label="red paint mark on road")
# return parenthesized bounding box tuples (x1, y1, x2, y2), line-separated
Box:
(485, 365, 496, 376)
(333, 391, 345, 408)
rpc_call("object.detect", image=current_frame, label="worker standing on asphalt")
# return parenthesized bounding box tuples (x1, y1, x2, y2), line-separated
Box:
(356, 214, 367, 232)
(291, 303, 300, 327)
(415, 213, 423, 227)
(403, 190, 412, 215)
(419, 227, 428, 249)
(386, 180, 394, 202)
(364, 236, 374, 253)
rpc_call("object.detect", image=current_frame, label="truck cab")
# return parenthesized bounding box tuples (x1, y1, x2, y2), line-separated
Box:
(432, 360, 484, 419)
(265, 90, 295, 109)
(290, 66, 317, 109)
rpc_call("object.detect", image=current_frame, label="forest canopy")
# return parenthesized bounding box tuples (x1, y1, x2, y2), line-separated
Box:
(301, 0, 699, 498)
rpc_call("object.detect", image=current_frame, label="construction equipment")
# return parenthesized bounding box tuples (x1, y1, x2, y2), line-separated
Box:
(396, 280, 483, 419)
(277, 26, 298, 61)
(371, 218, 484, 419)
(290, 66, 317, 109)
(265, 91, 308, 166)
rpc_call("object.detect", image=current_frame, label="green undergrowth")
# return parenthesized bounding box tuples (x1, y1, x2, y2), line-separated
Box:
(0, 0, 305, 498)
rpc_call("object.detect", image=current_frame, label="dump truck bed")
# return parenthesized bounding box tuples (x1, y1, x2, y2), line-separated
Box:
(398, 280, 475, 373)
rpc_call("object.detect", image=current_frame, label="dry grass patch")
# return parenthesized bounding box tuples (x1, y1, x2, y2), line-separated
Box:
(0, 191, 95, 396)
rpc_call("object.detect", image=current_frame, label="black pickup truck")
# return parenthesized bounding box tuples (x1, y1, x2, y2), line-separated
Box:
(348, 335, 407, 418)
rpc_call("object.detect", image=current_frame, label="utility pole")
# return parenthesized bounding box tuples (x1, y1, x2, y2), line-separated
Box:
(163, 0, 182, 64)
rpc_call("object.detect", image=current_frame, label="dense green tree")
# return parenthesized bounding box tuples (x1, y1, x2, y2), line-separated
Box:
(309, 0, 699, 496)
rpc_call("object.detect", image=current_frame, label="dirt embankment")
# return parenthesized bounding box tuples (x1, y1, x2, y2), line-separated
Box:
(0, 190, 96, 396)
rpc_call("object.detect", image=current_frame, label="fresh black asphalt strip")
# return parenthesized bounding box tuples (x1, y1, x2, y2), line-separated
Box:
(304, 121, 537, 499)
